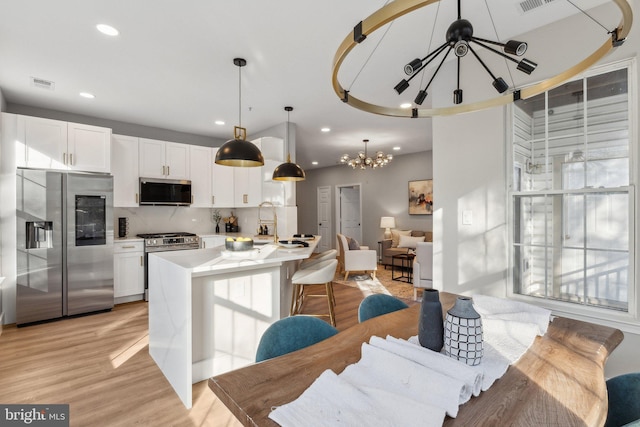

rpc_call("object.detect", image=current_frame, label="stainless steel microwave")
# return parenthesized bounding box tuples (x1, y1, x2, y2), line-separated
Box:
(139, 178, 192, 206)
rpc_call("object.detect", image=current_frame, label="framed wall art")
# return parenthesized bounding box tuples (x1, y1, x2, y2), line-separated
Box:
(408, 179, 433, 215)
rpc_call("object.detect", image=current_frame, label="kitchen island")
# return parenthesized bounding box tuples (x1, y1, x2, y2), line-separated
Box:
(148, 238, 319, 408)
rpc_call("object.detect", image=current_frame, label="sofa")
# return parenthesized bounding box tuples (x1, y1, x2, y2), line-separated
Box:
(413, 241, 433, 300)
(381, 229, 433, 267)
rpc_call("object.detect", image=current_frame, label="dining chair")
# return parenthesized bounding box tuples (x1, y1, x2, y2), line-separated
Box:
(255, 315, 339, 362)
(358, 293, 409, 323)
(605, 372, 640, 427)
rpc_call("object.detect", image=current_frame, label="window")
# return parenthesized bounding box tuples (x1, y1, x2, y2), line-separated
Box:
(510, 61, 633, 312)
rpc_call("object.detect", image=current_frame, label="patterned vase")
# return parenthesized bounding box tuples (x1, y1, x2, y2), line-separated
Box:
(418, 289, 444, 352)
(444, 296, 483, 366)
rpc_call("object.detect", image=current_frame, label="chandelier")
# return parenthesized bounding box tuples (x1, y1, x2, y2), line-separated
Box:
(331, 0, 632, 118)
(340, 139, 393, 169)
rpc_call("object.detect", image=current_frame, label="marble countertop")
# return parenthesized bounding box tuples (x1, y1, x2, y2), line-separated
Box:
(150, 237, 319, 276)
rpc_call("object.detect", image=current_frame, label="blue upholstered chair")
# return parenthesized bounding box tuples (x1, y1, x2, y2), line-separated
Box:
(255, 315, 339, 362)
(605, 373, 640, 427)
(358, 294, 409, 323)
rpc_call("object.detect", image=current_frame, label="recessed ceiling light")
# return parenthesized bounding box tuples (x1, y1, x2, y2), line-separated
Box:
(400, 103, 412, 109)
(79, 92, 95, 99)
(321, 127, 330, 133)
(393, 146, 401, 151)
(96, 24, 119, 36)
(214, 120, 225, 126)
(312, 161, 318, 165)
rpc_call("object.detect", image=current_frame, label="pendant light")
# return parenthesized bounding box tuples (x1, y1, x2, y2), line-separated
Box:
(272, 106, 306, 181)
(215, 58, 264, 167)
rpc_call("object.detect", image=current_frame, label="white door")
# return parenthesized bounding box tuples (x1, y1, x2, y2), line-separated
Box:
(317, 186, 331, 253)
(339, 185, 362, 244)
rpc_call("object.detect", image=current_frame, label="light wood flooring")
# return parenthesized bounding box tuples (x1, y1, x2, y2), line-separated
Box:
(0, 280, 416, 426)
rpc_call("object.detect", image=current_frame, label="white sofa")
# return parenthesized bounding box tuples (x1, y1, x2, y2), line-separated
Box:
(412, 241, 433, 300)
(336, 234, 377, 281)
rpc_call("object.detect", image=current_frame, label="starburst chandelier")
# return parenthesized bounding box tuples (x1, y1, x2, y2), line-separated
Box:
(340, 139, 393, 169)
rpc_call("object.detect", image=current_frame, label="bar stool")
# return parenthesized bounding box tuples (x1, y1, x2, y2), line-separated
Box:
(299, 249, 338, 269)
(290, 259, 338, 326)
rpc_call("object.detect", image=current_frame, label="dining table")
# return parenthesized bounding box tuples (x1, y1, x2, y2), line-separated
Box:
(208, 292, 624, 426)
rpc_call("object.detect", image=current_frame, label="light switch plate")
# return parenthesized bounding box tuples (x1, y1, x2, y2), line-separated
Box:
(462, 210, 473, 225)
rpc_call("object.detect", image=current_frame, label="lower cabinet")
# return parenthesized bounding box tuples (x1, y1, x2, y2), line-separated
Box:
(114, 241, 144, 301)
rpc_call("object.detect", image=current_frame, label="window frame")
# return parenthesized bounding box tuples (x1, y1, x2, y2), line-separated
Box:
(506, 58, 640, 334)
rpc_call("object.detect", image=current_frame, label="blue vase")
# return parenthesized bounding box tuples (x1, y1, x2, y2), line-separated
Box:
(418, 289, 444, 352)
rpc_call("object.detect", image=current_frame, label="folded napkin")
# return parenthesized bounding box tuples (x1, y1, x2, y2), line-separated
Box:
(340, 343, 465, 417)
(293, 233, 314, 238)
(472, 294, 551, 335)
(269, 369, 446, 427)
(372, 335, 482, 397)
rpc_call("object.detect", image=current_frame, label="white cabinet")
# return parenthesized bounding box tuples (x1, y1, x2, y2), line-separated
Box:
(15, 115, 111, 173)
(16, 116, 66, 169)
(67, 122, 111, 173)
(113, 241, 144, 300)
(139, 138, 189, 180)
(112, 134, 139, 207)
(189, 145, 212, 207)
(200, 235, 226, 249)
(212, 148, 235, 207)
(234, 166, 263, 207)
(233, 139, 262, 207)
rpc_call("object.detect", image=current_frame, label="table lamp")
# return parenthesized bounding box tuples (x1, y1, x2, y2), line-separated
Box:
(380, 216, 396, 239)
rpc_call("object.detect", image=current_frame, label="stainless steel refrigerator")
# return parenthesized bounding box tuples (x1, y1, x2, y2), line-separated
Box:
(16, 169, 114, 325)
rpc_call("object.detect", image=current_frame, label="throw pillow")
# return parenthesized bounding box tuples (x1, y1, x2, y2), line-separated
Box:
(391, 229, 412, 248)
(398, 234, 425, 249)
(348, 237, 361, 250)
(412, 230, 426, 237)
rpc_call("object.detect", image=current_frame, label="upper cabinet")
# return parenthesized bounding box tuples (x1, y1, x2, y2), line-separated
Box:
(139, 138, 189, 180)
(112, 134, 139, 207)
(67, 123, 111, 173)
(189, 145, 212, 207)
(233, 139, 262, 207)
(211, 148, 235, 208)
(15, 115, 111, 173)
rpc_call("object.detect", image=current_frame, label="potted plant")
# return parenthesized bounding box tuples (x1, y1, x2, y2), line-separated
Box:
(212, 209, 222, 233)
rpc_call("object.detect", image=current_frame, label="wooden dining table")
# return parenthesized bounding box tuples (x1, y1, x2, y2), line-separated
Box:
(208, 292, 624, 427)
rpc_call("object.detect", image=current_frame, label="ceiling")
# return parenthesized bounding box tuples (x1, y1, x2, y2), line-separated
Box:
(0, 0, 615, 170)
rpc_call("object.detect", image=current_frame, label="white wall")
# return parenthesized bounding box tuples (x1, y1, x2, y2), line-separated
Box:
(432, 108, 508, 297)
(430, 0, 640, 378)
(297, 151, 433, 251)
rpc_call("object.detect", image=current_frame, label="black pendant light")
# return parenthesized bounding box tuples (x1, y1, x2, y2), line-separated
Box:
(272, 106, 306, 181)
(215, 58, 264, 167)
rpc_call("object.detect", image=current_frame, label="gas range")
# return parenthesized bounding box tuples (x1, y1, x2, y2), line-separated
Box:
(137, 232, 200, 252)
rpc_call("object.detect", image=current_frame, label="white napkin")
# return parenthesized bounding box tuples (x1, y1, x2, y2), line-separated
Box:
(472, 294, 552, 335)
(340, 343, 465, 417)
(373, 335, 482, 397)
(269, 369, 446, 427)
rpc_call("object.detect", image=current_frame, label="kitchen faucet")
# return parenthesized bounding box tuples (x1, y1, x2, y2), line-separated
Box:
(258, 201, 278, 243)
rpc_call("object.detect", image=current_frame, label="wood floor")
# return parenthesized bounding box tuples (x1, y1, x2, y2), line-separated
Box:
(0, 281, 416, 426)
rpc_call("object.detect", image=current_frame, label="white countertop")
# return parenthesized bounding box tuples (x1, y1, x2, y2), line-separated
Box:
(150, 237, 319, 276)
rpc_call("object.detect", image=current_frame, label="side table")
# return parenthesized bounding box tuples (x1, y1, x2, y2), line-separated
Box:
(392, 253, 415, 283)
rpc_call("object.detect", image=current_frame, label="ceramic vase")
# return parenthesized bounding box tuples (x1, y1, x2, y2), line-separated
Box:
(444, 296, 483, 366)
(418, 289, 444, 352)
(215, 223, 220, 233)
